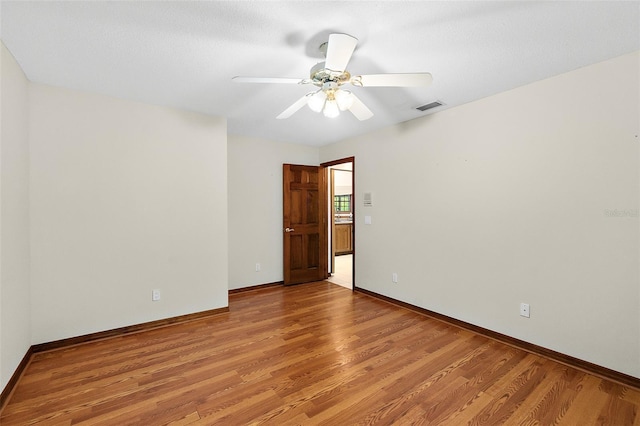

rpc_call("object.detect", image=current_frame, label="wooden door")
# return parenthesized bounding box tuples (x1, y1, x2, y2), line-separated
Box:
(330, 169, 336, 274)
(283, 164, 327, 285)
(335, 224, 353, 255)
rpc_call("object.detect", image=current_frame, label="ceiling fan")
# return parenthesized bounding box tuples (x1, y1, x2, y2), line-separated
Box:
(232, 33, 433, 121)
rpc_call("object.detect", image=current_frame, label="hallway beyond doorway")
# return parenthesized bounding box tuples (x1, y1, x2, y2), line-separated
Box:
(327, 254, 352, 289)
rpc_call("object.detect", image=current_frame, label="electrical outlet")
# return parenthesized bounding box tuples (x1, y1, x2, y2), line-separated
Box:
(520, 303, 530, 318)
(152, 289, 161, 301)
(255, 263, 261, 272)
(392, 273, 398, 283)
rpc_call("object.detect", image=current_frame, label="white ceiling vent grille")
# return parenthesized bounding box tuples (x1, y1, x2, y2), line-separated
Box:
(416, 101, 443, 112)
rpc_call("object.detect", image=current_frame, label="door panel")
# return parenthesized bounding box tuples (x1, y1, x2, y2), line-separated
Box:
(306, 191, 319, 223)
(307, 234, 319, 268)
(283, 164, 327, 285)
(290, 235, 304, 269)
(290, 190, 303, 224)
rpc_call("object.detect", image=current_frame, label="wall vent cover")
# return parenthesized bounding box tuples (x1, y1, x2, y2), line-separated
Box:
(416, 101, 443, 111)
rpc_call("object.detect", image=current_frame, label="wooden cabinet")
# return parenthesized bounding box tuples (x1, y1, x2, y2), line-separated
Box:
(335, 223, 353, 255)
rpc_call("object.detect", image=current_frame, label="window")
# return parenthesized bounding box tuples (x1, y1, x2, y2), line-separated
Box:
(334, 194, 351, 213)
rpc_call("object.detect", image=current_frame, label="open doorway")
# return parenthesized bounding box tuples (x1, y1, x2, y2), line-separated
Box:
(324, 158, 354, 290)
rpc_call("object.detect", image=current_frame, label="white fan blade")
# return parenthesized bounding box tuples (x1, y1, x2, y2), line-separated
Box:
(324, 33, 358, 72)
(276, 94, 311, 119)
(355, 73, 433, 87)
(232, 76, 307, 84)
(348, 94, 373, 121)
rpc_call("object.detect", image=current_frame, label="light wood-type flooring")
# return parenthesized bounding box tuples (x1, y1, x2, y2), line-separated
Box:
(2, 281, 639, 425)
(327, 254, 352, 289)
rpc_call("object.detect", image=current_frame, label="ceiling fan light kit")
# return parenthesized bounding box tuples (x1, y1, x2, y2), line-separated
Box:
(334, 90, 354, 111)
(233, 33, 432, 121)
(323, 97, 340, 118)
(307, 90, 327, 113)
(307, 82, 355, 116)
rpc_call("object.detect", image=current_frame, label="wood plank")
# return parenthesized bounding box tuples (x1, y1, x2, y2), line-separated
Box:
(2, 281, 639, 425)
(356, 285, 640, 389)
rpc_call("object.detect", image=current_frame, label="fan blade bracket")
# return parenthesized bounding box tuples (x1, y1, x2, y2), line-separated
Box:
(350, 76, 363, 87)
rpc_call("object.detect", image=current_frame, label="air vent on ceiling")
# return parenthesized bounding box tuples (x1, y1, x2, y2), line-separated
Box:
(416, 101, 443, 112)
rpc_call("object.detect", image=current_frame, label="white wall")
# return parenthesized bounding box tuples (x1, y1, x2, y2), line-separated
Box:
(0, 43, 31, 390)
(333, 169, 352, 196)
(29, 84, 228, 343)
(320, 51, 640, 378)
(228, 134, 318, 290)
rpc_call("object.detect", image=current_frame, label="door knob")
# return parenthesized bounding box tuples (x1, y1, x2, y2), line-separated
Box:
(285, 228, 295, 232)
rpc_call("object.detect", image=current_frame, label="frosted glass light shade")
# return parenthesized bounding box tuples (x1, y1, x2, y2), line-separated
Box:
(323, 99, 340, 118)
(335, 90, 354, 111)
(307, 90, 327, 112)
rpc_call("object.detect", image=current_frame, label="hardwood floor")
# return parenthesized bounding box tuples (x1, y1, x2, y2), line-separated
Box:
(2, 281, 639, 425)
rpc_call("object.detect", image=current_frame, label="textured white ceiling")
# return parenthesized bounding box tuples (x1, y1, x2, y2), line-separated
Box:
(1, 1, 638, 146)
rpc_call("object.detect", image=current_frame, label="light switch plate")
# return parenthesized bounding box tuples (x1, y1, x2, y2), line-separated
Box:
(364, 216, 372, 225)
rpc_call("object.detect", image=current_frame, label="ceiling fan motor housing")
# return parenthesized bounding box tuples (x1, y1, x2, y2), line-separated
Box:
(310, 62, 351, 87)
